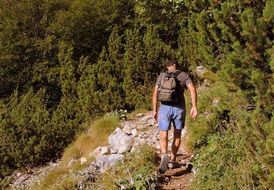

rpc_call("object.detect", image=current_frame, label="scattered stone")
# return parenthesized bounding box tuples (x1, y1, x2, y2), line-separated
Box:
(89, 147, 101, 158)
(212, 98, 220, 106)
(101, 146, 110, 155)
(147, 118, 154, 126)
(131, 138, 147, 152)
(203, 78, 211, 87)
(131, 129, 138, 137)
(196, 65, 207, 75)
(89, 146, 110, 158)
(136, 124, 146, 129)
(136, 113, 144, 117)
(139, 115, 152, 124)
(80, 157, 87, 165)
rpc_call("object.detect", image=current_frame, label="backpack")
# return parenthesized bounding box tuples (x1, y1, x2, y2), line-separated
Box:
(157, 71, 181, 103)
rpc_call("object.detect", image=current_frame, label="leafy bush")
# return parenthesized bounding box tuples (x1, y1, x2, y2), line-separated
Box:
(187, 79, 273, 189)
(1, 90, 51, 177)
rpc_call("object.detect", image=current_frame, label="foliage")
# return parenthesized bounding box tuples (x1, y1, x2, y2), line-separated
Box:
(187, 79, 274, 189)
(0, 1, 273, 189)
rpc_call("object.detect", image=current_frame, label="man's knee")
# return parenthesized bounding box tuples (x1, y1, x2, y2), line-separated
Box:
(160, 131, 168, 139)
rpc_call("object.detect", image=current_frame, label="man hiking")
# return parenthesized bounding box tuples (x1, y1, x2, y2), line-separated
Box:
(152, 60, 198, 173)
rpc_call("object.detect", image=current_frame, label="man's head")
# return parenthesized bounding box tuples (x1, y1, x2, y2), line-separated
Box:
(166, 60, 179, 71)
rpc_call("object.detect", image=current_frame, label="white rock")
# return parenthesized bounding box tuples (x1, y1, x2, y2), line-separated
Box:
(136, 125, 145, 129)
(140, 115, 152, 124)
(122, 124, 132, 135)
(147, 118, 154, 126)
(108, 128, 134, 154)
(89, 147, 101, 158)
(212, 98, 220, 106)
(95, 154, 124, 172)
(156, 143, 160, 150)
(196, 65, 207, 75)
(181, 128, 187, 138)
(131, 138, 146, 152)
(80, 157, 87, 165)
(89, 146, 110, 158)
(101, 146, 110, 155)
(131, 129, 138, 137)
(136, 113, 144, 117)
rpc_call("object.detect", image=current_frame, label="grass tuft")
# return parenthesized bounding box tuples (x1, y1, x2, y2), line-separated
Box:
(62, 115, 119, 163)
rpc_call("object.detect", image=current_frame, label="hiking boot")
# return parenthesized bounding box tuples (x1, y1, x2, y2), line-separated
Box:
(159, 154, 169, 174)
(167, 161, 180, 169)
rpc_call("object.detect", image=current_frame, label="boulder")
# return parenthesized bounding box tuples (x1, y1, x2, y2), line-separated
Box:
(108, 128, 134, 154)
(95, 154, 124, 172)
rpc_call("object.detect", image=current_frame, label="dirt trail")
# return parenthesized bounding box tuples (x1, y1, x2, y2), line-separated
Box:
(157, 153, 194, 190)
(128, 111, 195, 190)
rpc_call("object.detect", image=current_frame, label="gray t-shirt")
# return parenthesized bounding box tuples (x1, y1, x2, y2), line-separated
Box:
(156, 70, 191, 108)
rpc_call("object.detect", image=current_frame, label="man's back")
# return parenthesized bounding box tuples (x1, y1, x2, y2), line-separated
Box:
(156, 70, 191, 108)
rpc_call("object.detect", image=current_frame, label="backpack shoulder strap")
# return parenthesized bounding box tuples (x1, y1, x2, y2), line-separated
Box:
(174, 70, 182, 77)
(160, 72, 168, 87)
(168, 70, 181, 78)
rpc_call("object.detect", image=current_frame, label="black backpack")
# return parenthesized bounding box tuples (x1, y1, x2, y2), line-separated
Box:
(157, 71, 181, 103)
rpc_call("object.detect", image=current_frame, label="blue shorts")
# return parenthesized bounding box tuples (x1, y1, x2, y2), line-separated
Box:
(158, 104, 186, 131)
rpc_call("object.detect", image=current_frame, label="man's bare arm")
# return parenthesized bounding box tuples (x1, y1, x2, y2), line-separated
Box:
(187, 82, 198, 119)
(152, 85, 159, 123)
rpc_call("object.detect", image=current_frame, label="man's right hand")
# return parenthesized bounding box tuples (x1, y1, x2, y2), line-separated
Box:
(153, 111, 158, 124)
(190, 107, 198, 119)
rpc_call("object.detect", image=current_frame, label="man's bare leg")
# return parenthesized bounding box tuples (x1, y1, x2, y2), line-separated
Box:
(159, 130, 168, 155)
(159, 130, 169, 173)
(171, 128, 182, 161)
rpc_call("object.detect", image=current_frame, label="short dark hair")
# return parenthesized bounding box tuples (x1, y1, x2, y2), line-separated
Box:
(166, 60, 179, 67)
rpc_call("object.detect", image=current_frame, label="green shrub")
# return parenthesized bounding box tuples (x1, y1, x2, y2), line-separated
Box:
(0, 90, 51, 177)
(187, 79, 273, 189)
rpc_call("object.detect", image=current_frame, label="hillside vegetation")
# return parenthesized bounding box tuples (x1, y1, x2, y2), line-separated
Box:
(0, 0, 273, 189)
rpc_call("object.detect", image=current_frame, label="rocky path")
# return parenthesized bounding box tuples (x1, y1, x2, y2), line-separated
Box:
(8, 111, 194, 190)
(126, 111, 195, 190)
